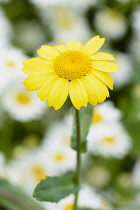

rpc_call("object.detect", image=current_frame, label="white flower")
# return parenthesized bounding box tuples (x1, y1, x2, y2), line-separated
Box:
(41, 114, 76, 175)
(1, 80, 47, 122)
(87, 123, 132, 158)
(94, 8, 127, 39)
(15, 21, 46, 53)
(57, 185, 109, 209)
(0, 8, 12, 47)
(91, 101, 122, 126)
(0, 46, 28, 94)
(30, 0, 66, 7)
(66, 0, 97, 10)
(78, 186, 104, 209)
(41, 143, 76, 175)
(6, 149, 52, 194)
(42, 5, 91, 43)
(111, 52, 133, 89)
(42, 114, 73, 147)
(57, 194, 74, 210)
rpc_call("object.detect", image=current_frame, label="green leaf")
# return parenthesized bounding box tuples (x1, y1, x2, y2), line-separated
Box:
(34, 174, 79, 202)
(71, 104, 93, 152)
(0, 180, 44, 210)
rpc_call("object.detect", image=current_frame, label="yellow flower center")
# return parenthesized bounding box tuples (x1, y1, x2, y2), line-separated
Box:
(54, 51, 91, 80)
(5, 61, 16, 67)
(92, 111, 103, 124)
(54, 153, 65, 162)
(16, 92, 31, 105)
(102, 137, 116, 144)
(64, 204, 73, 210)
(32, 166, 46, 182)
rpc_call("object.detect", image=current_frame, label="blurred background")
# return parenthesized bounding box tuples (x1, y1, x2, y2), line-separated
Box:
(0, 0, 140, 209)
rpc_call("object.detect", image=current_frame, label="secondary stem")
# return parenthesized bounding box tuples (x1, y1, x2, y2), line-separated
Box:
(73, 109, 81, 210)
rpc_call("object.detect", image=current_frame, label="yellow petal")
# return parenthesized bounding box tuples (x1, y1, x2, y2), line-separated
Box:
(90, 52, 115, 60)
(66, 41, 82, 51)
(22, 57, 54, 75)
(69, 79, 88, 110)
(48, 78, 69, 110)
(81, 72, 110, 105)
(37, 75, 59, 101)
(83, 36, 105, 55)
(91, 69, 113, 90)
(37, 45, 60, 60)
(55, 45, 66, 53)
(23, 71, 56, 91)
(92, 61, 119, 72)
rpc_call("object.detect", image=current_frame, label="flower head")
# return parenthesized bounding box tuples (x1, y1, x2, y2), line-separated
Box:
(22, 36, 118, 110)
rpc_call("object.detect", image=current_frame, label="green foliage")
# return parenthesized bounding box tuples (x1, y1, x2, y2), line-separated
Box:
(78, 208, 98, 210)
(114, 206, 140, 210)
(71, 104, 93, 152)
(34, 174, 79, 202)
(0, 180, 44, 210)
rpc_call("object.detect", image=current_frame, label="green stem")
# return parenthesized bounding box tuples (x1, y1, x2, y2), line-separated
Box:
(73, 109, 81, 210)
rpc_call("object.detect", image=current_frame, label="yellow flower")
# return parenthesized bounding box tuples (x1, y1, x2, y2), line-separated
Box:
(22, 36, 118, 110)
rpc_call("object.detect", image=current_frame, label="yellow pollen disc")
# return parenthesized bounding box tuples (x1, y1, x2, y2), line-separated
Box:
(54, 153, 65, 162)
(32, 166, 46, 182)
(5, 61, 16, 67)
(16, 92, 31, 105)
(64, 204, 74, 210)
(92, 111, 103, 124)
(54, 51, 91, 80)
(102, 137, 116, 144)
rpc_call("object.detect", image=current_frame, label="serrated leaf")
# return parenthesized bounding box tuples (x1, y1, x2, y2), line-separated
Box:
(71, 104, 93, 152)
(34, 174, 79, 202)
(0, 180, 44, 210)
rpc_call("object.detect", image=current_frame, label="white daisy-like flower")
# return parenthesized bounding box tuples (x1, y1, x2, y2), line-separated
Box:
(66, 0, 97, 10)
(42, 114, 73, 147)
(0, 46, 28, 94)
(87, 123, 132, 158)
(91, 101, 122, 126)
(30, 0, 66, 7)
(57, 185, 109, 210)
(94, 8, 127, 39)
(43, 5, 91, 43)
(57, 194, 74, 210)
(41, 202, 58, 210)
(111, 52, 133, 88)
(78, 186, 105, 209)
(0, 8, 12, 47)
(6, 149, 52, 194)
(1, 80, 47, 122)
(41, 143, 76, 175)
(15, 21, 46, 53)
